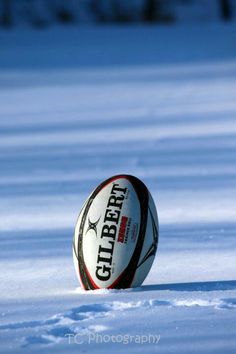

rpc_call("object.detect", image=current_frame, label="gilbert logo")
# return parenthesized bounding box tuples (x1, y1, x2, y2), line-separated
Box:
(86, 217, 101, 237)
(95, 183, 127, 282)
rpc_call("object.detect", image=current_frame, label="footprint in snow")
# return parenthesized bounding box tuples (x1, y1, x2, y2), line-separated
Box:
(0, 298, 234, 347)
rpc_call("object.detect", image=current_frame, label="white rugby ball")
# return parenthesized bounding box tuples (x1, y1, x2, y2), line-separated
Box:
(73, 175, 159, 290)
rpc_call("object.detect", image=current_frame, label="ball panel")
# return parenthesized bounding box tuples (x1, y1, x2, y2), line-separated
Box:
(83, 177, 140, 289)
(130, 195, 159, 287)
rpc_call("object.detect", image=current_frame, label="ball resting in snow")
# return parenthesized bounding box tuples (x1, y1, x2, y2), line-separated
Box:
(73, 175, 159, 290)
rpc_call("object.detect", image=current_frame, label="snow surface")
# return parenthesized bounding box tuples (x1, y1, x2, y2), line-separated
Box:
(0, 23, 236, 353)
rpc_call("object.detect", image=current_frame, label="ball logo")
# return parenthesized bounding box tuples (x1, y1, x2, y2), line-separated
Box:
(86, 217, 101, 237)
(95, 182, 127, 282)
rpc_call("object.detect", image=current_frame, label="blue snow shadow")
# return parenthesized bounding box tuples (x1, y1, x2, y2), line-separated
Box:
(1, 132, 236, 198)
(137, 280, 236, 293)
(0, 222, 235, 260)
(0, 228, 72, 259)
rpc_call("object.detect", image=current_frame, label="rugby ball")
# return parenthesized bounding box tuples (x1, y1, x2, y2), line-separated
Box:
(73, 175, 159, 290)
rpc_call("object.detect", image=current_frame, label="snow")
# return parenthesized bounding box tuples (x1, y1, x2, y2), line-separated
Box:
(0, 22, 236, 353)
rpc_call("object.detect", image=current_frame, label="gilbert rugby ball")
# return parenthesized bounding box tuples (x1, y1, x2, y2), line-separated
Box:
(73, 175, 158, 290)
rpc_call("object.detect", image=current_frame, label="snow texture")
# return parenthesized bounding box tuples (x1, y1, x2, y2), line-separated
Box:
(0, 22, 236, 353)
